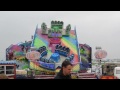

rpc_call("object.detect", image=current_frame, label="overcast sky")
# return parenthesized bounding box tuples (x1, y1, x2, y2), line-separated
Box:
(0, 11, 120, 60)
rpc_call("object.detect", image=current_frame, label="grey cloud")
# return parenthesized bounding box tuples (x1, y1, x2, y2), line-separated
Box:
(0, 11, 120, 60)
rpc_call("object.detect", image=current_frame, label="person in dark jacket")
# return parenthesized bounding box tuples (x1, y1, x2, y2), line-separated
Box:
(54, 60, 73, 79)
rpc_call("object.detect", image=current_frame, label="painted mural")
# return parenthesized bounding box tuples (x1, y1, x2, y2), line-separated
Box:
(79, 44, 92, 70)
(29, 21, 80, 74)
(6, 21, 81, 74)
(6, 41, 32, 69)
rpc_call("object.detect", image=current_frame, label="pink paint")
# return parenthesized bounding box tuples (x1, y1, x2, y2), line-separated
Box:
(10, 45, 21, 52)
(50, 38, 61, 44)
(51, 44, 57, 53)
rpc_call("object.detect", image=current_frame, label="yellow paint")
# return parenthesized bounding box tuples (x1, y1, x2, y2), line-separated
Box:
(72, 64, 80, 72)
(30, 62, 80, 73)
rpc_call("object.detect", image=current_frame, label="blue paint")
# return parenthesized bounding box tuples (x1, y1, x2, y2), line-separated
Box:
(50, 53, 60, 63)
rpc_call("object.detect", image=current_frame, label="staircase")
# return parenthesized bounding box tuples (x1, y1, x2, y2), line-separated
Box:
(77, 73, 97, 79)
(34, 75, 55, 79)
(34, 72, 97, 79)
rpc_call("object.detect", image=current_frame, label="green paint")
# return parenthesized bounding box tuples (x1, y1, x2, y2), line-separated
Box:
(34, 37, 47, 49)
(33, 37, 52, 55)
(53, 26, 59, 30)
(48, 50, 52, 55)
(80, 49, 85, 54)
(62, 37, 77, 50)
(22, 65, 29, 69)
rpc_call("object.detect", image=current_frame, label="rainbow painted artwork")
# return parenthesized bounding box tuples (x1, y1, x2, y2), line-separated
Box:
(6, 21, 86, 74)
(30, 21, 80, 73)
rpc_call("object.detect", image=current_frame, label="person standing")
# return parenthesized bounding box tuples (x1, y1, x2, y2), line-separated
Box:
(54, 60, 73, 79)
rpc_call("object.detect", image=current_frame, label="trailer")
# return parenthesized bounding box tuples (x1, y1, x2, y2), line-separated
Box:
(100, 63, 119, 79)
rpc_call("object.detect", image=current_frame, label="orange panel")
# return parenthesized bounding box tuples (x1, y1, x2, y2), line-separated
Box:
(101, 76, 114, 79)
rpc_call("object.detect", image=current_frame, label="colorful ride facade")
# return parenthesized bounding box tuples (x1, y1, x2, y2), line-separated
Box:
(79, 44, 92, 71)
(6, 21, 92, 74)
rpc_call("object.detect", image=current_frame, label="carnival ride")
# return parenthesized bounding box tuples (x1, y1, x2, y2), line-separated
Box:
(5, 21, 92, 76)
(29, 21, 80, 73)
